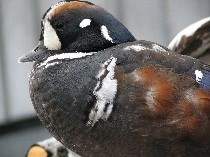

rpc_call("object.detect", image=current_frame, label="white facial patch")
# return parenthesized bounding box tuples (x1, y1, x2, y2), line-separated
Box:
(101, 25, 114, 43)
(87, 57, 118, 127)
(38, 52, 96, 68)
(79, 19, 91, 28)
(43, 20, 62, 50)
(195, 70, 203, 83)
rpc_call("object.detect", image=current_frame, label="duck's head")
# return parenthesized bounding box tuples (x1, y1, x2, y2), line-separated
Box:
(19, 1, 136, 63)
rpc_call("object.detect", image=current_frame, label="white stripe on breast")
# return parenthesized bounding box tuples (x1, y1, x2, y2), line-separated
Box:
(87, 56, 118, 127)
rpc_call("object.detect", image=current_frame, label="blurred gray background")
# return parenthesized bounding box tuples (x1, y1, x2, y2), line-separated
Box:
(0, 0, 210, 157)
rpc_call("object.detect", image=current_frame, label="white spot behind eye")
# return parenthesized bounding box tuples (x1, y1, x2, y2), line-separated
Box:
(79, 19, 91, 28)
(101, 25, 114, 43)
(43, 20, 62, 50)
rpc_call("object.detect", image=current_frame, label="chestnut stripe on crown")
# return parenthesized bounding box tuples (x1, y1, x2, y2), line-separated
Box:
(46, 1, 92, 20)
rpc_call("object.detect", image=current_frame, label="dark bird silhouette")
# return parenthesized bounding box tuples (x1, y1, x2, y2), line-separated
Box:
(19, 1, 210, 156)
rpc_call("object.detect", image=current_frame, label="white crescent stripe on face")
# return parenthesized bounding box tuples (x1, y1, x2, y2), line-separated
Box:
(101, 25, 114, 43)
(43, 20, 62, 50)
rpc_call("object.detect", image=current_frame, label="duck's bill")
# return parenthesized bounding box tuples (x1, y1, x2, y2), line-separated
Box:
(18, 41, 48, 63)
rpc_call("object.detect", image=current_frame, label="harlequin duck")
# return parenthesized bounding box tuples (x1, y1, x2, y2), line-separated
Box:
(25, 137, 79, 157)
(19, 1, 210, 157)
(168, 17, 210, 65)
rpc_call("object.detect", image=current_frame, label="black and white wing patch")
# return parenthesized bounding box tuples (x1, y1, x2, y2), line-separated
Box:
(168, 17, 210, 64)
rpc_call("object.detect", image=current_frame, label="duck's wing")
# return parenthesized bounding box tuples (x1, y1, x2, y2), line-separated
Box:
(168, 17, 210, 65)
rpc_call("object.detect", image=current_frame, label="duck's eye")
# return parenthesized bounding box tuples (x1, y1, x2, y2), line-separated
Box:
(53, 21, 65, 30)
